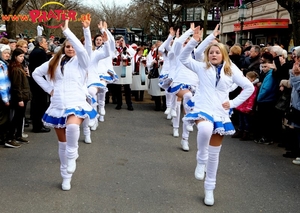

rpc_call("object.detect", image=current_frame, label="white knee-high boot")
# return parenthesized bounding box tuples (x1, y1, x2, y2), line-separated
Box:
(205, 145, 221, 190)
(170, 94, 177, 117)
(88, 87, 98, 111)
(181, 121, 190, 151)
(82, 118, 91, 143)
(204, 145, 222, 206)
(182, 92, 192, 114)
(172, 101, 181, 128)
(172, 101, 181, 137)
(164, 92, 173, 115)
(58, 141, 72, 190)
(66, 124, 80, 174)
(165, 92, 173, 109)
(195, 121, 213, 180)
(97, 91, 106, 116)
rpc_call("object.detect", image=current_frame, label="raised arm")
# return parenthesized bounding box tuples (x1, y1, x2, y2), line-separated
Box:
(178, 26, 202, 74)
(158, 27, 175, 54)
(61, 19, 90, 70)
(172, 23, 195, 56)
(91, 32, 110, 63)
(82, 19, 93, 57)
(194, 24, 220, 60)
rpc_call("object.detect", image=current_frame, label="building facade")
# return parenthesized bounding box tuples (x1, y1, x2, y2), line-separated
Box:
(220, 0, 292, 50)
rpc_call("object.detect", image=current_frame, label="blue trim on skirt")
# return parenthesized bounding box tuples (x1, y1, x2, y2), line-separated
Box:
(167, 83, 191, 93)
(43, 108, 97, 127)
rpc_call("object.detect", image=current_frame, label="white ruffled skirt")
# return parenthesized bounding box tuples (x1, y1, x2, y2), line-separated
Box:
(183, 111, 235, 136)
(42, 103, 97, 128)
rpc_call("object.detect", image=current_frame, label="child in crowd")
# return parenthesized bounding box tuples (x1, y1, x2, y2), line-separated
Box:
(254, 61, 278, 144)
(232, 71, 259, 140)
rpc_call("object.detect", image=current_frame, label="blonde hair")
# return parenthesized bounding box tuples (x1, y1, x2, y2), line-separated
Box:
(229, 45, 242, 55)
(16, 39, 28, 48)
(246, 71, 258, 79)
(204, 43, 232, 76)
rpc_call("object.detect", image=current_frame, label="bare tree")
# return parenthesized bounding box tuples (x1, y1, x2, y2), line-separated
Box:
(277, 0, 300, 46)
(1, 0, 29, 38)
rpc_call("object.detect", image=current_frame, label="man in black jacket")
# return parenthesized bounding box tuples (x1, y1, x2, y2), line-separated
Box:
(240, 45, 261, 76)
(29, 36, 51, 133)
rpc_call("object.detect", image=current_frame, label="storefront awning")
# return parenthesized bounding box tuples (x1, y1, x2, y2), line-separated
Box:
(234, 19, 289, 31)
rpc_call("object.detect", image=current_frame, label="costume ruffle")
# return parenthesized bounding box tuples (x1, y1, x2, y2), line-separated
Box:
(42, 106, 97, 128)
(99, 69, 119, 83)
(183, 111, 235, 136)
(185, 99, 195, 111)
(87, 82, 108, 93)
(158, 75, 172, 90)
(167, 83, 196, 94)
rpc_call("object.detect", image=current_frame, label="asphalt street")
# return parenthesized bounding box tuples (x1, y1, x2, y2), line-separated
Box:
(0, 100, 300, 213)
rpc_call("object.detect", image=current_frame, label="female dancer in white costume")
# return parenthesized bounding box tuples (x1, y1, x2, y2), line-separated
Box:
(179, 25, 254, 206)
(85, 21, 118, 134)
(32, 19, 109, 191)
(167, 23, 199, 151)
(158, 27, 175, 119)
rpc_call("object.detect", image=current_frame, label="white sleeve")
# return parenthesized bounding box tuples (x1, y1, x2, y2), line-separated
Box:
(83, 27, 93, 58)
(32, 61, 53, 94)
(194, 33, 216, 61)
(178, 38, 200, 74)
(63, 28, 90, 70)
(229, 64, 254, 108)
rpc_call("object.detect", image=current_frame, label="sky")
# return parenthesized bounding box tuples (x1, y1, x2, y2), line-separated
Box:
(83, 0, 131, 7)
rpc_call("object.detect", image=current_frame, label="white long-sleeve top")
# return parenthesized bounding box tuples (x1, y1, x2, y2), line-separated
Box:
(179, 36, 254, 118)
(84, 28, 111, 86)
(169, 28, 199, 87)
(32, 28, 92, 110)
(158, 34, 173, 74)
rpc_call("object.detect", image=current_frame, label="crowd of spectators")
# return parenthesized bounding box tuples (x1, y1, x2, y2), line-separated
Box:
(0, 33, 299, 165)
(226, 40, 300, 164)
(0, 34, 60, 148)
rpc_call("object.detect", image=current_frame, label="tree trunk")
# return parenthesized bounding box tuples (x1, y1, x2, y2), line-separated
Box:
(289, 4, 300, 46)
(5, 21, 17, 39)
(203, 6, 209, 38)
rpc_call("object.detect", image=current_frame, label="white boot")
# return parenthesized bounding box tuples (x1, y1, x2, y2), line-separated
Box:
(99, 107, 106, 116)
(204, 189, 214, 206)
(58, 141, 72, 190)
(195, 163, 205, 180)
(164, 107, 171, 115)
(99, 115, 105, 122)
(67, 158, 76, 174)
(82, 119, 92, 144)
(62, 178, 71, 191)
(66, 124, 80, 174)
(181, 139, 189, 151)
(84, 135, 92, 144)
(204, 145, 221, 206)
(173, 128, 179, 137)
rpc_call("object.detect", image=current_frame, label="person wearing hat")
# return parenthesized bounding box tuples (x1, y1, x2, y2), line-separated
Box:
(0, 44, 20, 147)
